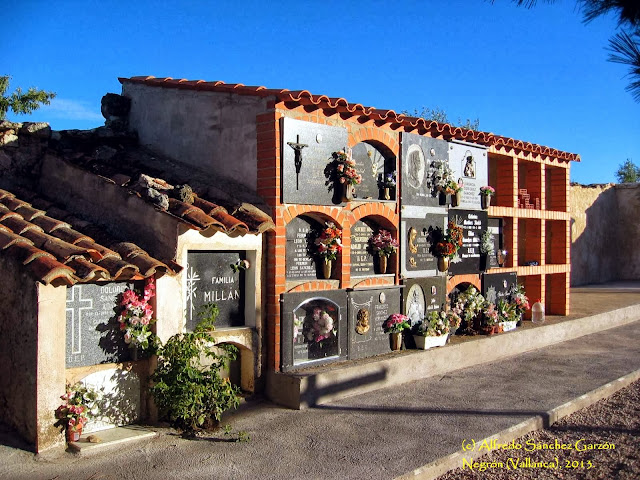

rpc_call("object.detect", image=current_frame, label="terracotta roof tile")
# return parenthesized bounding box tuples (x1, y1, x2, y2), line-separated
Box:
(30, 215, 71, 233)
(0, 189, 177, 285)
(26, 255, 76, 286)
(0, 228, 33, 250)
(13, 204, 45, 222)
(6, 243, 56, 265)
(1, 216, 43, 235)
(96, 256, 140, 279)
(66, 257, 110, 281)
(191, 196, 226, 216)
(75, 239, 121, 260)
(210, 211, 249, 234)
(50, 226, 94, 245)
(120, 76, 580, 162)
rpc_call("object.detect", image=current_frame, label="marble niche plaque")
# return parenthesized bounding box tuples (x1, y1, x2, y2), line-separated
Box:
(482, 272, 518, 305)
(281, 117, 348, 205)
(286, 215, 322, 281)
(447, 141, 488, 211)
(351, 142, 396, 201)
(350, 220, 375, 277)
(401, 132, 450, 208)
(348, 287, 401, 360)
(401, 213, 447, 278)
(402, 277, 447, 326)
(281, 290, 348, 371)
(448, 210, 488, 275)
(66, 282, 134, 368)
(185, 251, 245, 330)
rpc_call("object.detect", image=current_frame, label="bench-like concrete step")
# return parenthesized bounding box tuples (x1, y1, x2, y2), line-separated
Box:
(267, 303, 640, 409)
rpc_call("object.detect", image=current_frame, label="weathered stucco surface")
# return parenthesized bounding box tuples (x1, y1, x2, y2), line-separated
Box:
(0, 256, 39, 447)
(35, 283, 66, 452)
(0, 258, 65, 451)
(123, 84, 269, 193)
(570, 183, 640, 285)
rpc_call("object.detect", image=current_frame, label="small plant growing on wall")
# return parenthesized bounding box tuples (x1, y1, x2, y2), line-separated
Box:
(150, 303, 240, 437)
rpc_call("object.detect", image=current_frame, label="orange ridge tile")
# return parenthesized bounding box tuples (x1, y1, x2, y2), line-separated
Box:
(120, 76, 580, 162)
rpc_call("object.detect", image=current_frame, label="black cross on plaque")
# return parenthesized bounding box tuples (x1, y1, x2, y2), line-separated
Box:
(287, 134, 308, 190)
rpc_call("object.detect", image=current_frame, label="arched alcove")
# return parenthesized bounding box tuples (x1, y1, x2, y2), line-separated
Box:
(350, 141, 397, 201)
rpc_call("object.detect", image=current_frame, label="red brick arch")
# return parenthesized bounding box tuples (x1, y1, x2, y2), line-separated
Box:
(283, 205, 346, 228)
(350, 203, 399, 229)
(446, 274, 481, 295)
(348, 127, 399, 158)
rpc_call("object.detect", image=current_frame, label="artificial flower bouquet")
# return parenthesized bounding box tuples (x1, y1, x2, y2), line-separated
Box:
(383, 313, 410, 334)
(314, 222, 343, 261)
(118, 277, 156, 350)
(369, 229, 399, 258)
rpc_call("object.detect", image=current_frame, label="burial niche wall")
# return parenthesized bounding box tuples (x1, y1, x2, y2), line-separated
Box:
(347, 287, 402, 360)
(185, 250, 246, 330)
(281, 117, 348, 205)
(350, 141, 396, 201)
(281, 290, 348, 371)
(65, 282, 134, 368)
(286, 215, 324, 281)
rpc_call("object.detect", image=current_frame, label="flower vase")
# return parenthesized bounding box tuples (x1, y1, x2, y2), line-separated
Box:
(129, 344, 138, 362)
(67, 425, 82, 443)
(481, 194, 491, 209)
(390, 332, 402, 351)
(384, 187, 391, 200)
(414, 333, 449, 350)
(378, 255, 388, 274)
(322, 258, 333, 279)
(452, 191, 461, 207)
(341, 183, 354, 202)
(437, 256, 450, 272)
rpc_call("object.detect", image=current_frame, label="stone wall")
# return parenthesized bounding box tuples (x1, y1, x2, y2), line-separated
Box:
(570, 183, 640, 285)
(614, 184, 640, 280)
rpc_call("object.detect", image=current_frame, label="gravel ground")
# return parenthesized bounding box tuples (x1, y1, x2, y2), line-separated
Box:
(438, 379, 640, 479)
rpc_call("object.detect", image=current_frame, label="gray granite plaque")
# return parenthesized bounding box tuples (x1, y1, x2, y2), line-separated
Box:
(401, 133, 449, 207)
(350, 220, 375, 277)
(281, 290, 348, 371)
(351, 142, 395, 200)
(286, 215, 322, 281)
(282, 117, 348, 205)
(185, 251, 245, 330)
(482, 272, 518, 305)
(402, 213, 447, 276)
(402, 277, 446, 326)
(348, 287, 401, 360)
(449, 210, 488, 275)
(66, 282, 134, 367)
(447, 141, 488, 211)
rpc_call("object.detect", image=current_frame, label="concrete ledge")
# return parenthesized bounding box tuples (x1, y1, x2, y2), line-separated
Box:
(68, 425, 156, 454)
(396, 368, 640, 480)
(267, 304, 640, 409)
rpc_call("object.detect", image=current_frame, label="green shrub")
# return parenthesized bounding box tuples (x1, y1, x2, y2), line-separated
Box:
(150, 303, 240, 436)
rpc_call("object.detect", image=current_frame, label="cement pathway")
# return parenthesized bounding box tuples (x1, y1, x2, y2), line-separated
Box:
(1, 314, 640, 479)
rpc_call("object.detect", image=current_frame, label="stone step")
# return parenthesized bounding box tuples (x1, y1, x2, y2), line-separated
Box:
(68, 425, 156, 454)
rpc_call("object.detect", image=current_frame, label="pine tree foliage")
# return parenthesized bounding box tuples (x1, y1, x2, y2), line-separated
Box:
(0, 75, 56, 120)
(615, 158, 640, 183)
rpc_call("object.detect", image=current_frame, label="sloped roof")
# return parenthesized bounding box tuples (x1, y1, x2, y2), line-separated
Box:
(0, 188, 179, 286)
(119, 75, 580, 162)
(51, 134, 275, 236)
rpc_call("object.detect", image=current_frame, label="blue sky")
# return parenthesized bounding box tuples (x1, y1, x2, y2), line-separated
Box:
(2, 0, 638, 184)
